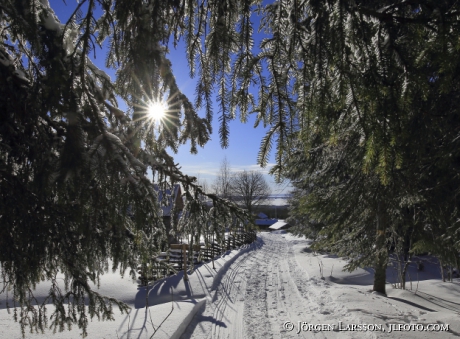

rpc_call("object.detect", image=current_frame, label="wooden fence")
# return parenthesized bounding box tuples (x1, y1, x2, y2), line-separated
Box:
(138, 230, 257, 285)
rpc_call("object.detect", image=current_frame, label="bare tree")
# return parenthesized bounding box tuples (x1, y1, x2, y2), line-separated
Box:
(196, 176, 210, 203)
(197, 177, 209, 194)
(212, 157, 232, 199)
(229, 170, 271, 215)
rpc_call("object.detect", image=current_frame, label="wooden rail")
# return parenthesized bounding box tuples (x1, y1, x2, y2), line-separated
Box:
(138, 230, 257, 285)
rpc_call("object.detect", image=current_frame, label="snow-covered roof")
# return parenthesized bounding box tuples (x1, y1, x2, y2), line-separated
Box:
(255, 218, 277, 226)
(268, 220, 290, 230)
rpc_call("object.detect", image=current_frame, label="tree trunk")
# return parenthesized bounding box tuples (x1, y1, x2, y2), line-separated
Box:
(373, 201, 388, 294)
(440, 261, 445, 282)
(401, 260, 409, 290)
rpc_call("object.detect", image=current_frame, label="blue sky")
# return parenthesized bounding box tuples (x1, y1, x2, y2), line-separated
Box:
(166, 43, 290, 194)
(52, 1, 291, 194)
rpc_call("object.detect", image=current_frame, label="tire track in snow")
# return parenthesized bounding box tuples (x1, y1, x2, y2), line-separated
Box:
(243, 233, 334, 339)
(181, 233, 372, 339)
(180, 239, 262, 339)
(210, 242, 256, 339)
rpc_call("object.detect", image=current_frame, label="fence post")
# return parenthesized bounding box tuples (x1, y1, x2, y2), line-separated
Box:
(183, 244, 188, 281)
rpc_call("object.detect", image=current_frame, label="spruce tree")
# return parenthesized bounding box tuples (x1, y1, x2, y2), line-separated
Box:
(278, 1, 460, 294)
(0, 1, 251, 336)
(2, 1, 460, 335)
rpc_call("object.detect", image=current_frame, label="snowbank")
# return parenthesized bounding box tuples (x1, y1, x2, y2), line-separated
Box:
(1, 233, 460, 338)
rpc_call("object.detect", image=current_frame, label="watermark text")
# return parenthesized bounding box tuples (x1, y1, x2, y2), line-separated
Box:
(282, 321, 450, 334)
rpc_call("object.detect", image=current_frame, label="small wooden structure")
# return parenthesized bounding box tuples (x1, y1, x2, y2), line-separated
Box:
(138, 230, 257, 285)
(268, 220, 290, 231)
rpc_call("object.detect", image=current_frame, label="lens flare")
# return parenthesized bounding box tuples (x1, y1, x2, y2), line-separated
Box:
(148, 102, 166, 121)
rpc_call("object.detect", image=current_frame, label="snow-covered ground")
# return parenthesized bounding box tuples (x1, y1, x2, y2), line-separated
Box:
(1, 232, 459, 338)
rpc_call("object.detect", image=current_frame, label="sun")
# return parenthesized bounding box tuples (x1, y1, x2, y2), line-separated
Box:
(147, 102, 166, 121)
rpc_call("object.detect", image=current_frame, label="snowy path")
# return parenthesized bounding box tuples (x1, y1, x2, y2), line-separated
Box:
(1, 232, 458, 338)
(180, 233, 460, 339)
(180, 233, 369, 339)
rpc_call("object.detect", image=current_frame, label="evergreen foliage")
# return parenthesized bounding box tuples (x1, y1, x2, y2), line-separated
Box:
(0, 0, 253, 336)
(281, 1, 460, 293)
(2, 0, 460, 334)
